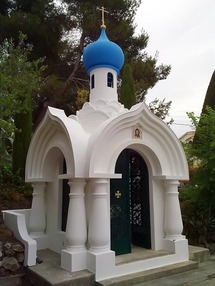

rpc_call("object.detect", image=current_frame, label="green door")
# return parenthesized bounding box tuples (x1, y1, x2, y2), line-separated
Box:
(110, 149, 131, 255)
(110, 149, 151, 255)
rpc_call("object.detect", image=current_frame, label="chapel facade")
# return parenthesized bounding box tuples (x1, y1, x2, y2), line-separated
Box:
(3, 18, 189, 281)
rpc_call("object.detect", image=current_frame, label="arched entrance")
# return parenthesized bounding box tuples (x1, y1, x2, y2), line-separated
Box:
(110, 148, 151, 255)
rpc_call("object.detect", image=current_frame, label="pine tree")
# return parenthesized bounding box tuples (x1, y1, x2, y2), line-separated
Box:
(120, 64, 136, 109)
(13, 106, 32, 178)
(202, 70, 215, 113)
(194, 70, 215, 144)
(1, 0, 171, 124)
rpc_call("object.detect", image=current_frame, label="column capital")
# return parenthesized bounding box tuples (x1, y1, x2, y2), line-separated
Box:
(68, 178, 86, 186)
(89, 178, 109, 184)
(164, 180, 180, 193)
(67, 178, 86, 196)
(31, 181, 46, 189)
(164, 179, 180, 185)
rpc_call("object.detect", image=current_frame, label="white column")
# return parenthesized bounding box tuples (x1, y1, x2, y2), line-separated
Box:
(65, 178, 87, 250)
(29, 182, 46, 235)
(88, 178, 109, 252)
(164, 180, 184, 240)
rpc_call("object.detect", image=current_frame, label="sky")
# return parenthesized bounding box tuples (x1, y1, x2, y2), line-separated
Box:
(135, 0, 215, 137)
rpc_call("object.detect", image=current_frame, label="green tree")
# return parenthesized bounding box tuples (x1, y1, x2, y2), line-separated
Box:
(180, 107, 215, 244)
(120, 64, 136, 109)
(0, 34, 45, 175)
(186, 107, 215, 215)
(1, 0, 171, 124)
(0, 0, 68, 68)
(0, 128, 13, 167)
(133, 52, 171, 102)
(148, 98, 173, 125)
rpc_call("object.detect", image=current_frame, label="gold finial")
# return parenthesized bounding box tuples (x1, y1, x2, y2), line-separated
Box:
(97, 6, 109, 29)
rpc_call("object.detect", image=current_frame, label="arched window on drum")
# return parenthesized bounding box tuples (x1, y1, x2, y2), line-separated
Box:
(107, 72, 113, 88)
(91, 74, 95, 89)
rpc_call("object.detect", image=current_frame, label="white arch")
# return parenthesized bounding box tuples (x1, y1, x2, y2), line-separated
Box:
(88, 102, 189, 180)
(25, 107, 89, 181)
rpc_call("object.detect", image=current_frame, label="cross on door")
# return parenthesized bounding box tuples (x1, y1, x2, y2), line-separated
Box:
(115, 190, 121, 199)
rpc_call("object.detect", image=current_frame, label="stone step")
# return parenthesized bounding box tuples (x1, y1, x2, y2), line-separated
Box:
(96, 260, 198, 286)
(188, 245, 210, 263)
(22, 249, 95, 286)
(23, 268, 95, 286)
(21, 246, 210, 286)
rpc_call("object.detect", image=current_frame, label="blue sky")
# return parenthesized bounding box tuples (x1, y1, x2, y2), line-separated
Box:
(135, 0, 215, 137)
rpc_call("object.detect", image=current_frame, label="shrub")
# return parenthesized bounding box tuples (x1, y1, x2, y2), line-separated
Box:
(0, 165, 32, 202)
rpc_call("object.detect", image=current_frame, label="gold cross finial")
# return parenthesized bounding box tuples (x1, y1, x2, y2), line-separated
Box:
(97, 6, 109, 29)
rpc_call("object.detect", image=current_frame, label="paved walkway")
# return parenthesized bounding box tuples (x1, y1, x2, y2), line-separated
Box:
(134, 255, 215, 286)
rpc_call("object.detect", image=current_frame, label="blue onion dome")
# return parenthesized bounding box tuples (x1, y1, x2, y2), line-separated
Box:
(83, 28, 124, 75)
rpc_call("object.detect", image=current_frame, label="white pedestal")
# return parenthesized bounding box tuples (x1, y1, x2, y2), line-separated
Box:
(87, 250, 115, 281)
(163, 237, 189, 261)
(61, 248, 87, 272)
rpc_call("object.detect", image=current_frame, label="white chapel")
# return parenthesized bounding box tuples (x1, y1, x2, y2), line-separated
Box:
(4, 15, 189, 282)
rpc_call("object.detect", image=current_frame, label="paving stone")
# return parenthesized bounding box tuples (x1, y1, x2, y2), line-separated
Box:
(133, 255, 215, 286)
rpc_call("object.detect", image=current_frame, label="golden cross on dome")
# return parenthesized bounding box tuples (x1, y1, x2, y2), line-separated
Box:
(97, 6, 109, 28)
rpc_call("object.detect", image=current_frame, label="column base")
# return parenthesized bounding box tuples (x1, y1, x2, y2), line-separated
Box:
(163, 237, 189, 260)
(61, 248, 87, 272)
(87, 250, 115, 281)
(165, 234, 186, 240)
